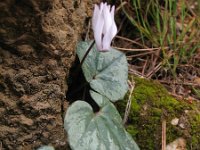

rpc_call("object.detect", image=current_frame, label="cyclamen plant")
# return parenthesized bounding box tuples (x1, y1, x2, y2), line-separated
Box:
(64, 2, 140, 150)
(38, 2, 139, 150)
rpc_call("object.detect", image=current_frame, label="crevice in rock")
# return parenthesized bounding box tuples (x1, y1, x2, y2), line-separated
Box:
(66, 56, 100, 113)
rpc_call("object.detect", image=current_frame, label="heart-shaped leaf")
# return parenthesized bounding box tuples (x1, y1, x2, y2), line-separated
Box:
(76, 41, 128, 101)
(64, 91, 140, 150)
(37, 146, 54, 150)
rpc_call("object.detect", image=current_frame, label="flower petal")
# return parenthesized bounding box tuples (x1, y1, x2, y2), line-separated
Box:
(102, 3, 112, 35)
(102, 5, 117, 51)
(110, 6, 117, 39)
(94, 7, 104, 50)
(102, 31, 112, 51)
(111, 5, 115, 20)
(92, 4, 99, 30)
(110, 24, 117, 41)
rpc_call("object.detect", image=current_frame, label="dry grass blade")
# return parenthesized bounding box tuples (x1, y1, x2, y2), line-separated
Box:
(123, 80, 135, 125)
(158, 80, 199, 87)
(146, 62, 162, 78)
(113, 46, 162, 52)
(115, 35, 148, 48)
(162, 120, 166, 150)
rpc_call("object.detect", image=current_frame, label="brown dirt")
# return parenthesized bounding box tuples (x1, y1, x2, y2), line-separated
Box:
(0, 0, 95, 149)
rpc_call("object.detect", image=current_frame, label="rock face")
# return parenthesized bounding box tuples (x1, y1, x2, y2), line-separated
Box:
(0, 0, 95, 149)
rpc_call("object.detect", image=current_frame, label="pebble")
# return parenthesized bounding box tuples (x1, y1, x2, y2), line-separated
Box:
(171, 118, 179, 126)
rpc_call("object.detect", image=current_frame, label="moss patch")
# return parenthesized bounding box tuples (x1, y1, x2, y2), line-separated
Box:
(116, 77, 200, 150)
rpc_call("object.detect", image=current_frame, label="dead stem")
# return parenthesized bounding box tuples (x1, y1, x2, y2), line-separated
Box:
(158, 80, 199, 87)
(115, 35, 148, 48)
(113, 46, 164, 52)
(123, 80, 135, 125)
(162, 120, 166, 150)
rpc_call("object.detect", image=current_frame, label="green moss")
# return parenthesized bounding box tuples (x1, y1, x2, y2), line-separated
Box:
(188, 111, 200, 148)
(151, 108, 162, 116)
(117, 76, 200, 149)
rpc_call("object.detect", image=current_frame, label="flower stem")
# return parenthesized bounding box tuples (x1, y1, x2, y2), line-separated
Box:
(72, 40, 95, 79)
(80, 40, 95, 66)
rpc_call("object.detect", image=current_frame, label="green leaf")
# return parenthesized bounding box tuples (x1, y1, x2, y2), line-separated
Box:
(64, 92, 140, 150)
(37, 146, 55, 150)
(76, 41, 128, 101)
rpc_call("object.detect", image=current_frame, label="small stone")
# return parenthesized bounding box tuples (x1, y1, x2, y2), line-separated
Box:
(184, 110, 189, 114)
(166, 138, 186, 150)
(179, 123, 185, 129)
(171, 118, 179, 126)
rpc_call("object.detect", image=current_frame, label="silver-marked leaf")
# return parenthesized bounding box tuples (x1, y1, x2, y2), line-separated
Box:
(37, 146, 55, 150)
(76, 41, 128, 101)
(64, 92, 140, 150)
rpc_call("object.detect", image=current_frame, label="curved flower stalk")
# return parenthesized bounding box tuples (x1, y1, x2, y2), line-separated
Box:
(92, 2, 117, 52)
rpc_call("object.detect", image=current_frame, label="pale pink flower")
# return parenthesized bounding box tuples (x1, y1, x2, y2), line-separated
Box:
(92, 2, 117, 52)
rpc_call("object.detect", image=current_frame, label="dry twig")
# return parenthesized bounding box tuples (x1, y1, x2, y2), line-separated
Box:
(162, 120, 166, 150)
(123, 80, 135, 125)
